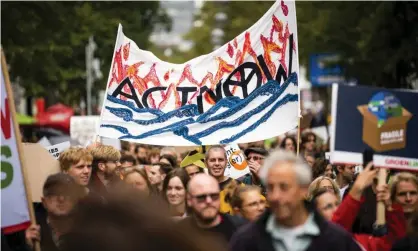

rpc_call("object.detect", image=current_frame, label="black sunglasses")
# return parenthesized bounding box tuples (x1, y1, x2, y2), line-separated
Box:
(192, 193, 220, 203)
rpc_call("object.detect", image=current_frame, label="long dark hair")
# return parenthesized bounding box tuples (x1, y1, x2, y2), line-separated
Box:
(162, 168, 190, 203)
(279, 136, 297, 152)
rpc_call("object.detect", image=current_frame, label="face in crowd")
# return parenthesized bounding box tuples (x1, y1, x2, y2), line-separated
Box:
(187, 174, 221, 224)
(324, 164, 333, 178)
(98, 159, 121, 179)
(247, 152, 266, 166)
(185, 164, 203, 178)
(235, 188, 266, 221)
(303, 134, 316, 152)
(284, 138, 295, 152)
(392, 176, 418, 214)
(304, 153, 315, 168)
(136, 146, 148, 162)
(205, 148, 227, 180)
(338, 165, 355, 184)
(266, 160, 309, 225)
(166, 176, 187, 207)
(147, 164, 165, 186)
(42, 174, 83, 217)
(124, 170, 151, 196)
(65, 158, 92, 187)
(314, 191, 340, 221)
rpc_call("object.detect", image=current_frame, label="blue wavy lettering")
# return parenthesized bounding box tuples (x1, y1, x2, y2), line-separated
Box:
(107, 95, 163, 116)
(220, 94, 298, 144)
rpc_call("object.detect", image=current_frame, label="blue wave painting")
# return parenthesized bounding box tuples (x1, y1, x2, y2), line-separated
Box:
(101, 72, 298, 145)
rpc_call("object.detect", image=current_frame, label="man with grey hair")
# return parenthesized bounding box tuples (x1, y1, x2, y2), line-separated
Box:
(230, 150, 362, 251)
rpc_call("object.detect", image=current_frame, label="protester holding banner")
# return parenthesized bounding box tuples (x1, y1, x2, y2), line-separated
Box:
(331, 163, 407, 251)
(25, 173, 85, 251)
(162, 168, 190, 219)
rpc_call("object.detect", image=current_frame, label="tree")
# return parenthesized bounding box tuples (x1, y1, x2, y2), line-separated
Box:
(1, 2, 171, 106)
(181, 1, 417, 89)
(296, 1, 418, 89)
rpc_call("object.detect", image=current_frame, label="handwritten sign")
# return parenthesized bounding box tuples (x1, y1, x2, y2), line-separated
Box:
(99, 0, 299, 146)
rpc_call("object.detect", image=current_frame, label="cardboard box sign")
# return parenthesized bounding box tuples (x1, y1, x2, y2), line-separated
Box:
(357, 105, 412, 152)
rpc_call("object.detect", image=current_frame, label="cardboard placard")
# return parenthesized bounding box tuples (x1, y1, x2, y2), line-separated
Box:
(22, 143, 60, 202)
(330, 84, 418, 171)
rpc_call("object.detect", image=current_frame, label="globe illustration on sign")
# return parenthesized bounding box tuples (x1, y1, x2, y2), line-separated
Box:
(367, 91, 402, 128)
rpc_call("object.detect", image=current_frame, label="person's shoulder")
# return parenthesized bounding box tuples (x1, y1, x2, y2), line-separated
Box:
(223, 214, 248, 228)
(321, 220, 363, 249)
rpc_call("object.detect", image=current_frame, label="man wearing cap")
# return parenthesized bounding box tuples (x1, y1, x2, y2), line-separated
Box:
(24, 173, 84, 251)
(239, 147, 268, 195)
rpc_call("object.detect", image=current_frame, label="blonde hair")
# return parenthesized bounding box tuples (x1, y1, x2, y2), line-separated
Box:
(58, 147, 93, 172)
(389, 172, 418, 201)
(90, 145, 121, 162)
(307, 176, 341, 202)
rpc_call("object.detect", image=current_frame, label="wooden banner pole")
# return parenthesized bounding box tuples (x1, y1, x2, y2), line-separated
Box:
(376, 168, 387, 225)
(296, 117, 301, 156)
(1, 49, 41, 251)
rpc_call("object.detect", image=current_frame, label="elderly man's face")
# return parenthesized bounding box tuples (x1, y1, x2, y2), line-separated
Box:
(266, 161, 308, 224)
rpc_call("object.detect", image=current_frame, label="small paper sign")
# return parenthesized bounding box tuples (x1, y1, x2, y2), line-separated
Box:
(44, 141, 71, 159)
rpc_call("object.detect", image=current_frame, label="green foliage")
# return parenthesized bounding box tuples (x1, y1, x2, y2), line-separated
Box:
(181, 1, 417, 89)
(1, 1, 170, 105)
(296, 1, 418, 88)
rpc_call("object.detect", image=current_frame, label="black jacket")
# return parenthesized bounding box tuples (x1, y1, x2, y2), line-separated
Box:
(229, 208, 362, 251)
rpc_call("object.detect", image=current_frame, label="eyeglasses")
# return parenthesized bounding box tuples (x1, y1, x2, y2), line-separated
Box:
(191, 193, 220, 203)
(247, 156, 265, 162)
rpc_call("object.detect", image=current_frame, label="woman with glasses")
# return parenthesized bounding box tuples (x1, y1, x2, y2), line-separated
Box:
(162, 168, 190, 219)
(230, 186, 266, 221)
(307, 176, 341, 202)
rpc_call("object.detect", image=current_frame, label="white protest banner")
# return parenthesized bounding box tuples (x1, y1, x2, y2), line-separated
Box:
(99, 0, 299, 146)
(1, 50, 33, 233)
(224, 144, 249, 179)
(70, 116, 121, 150)
(44, 141, 71, 159)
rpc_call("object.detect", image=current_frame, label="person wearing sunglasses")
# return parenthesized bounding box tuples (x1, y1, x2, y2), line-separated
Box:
(238, 148, 268, 195)
(179, 174, 246, 243)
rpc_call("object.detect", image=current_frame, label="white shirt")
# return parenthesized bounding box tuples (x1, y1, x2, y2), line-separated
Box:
(266, 213, 320, 251)
(339, 185, 349, 199)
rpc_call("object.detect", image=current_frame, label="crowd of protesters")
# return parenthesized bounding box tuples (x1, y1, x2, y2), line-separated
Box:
(2, 130, 418, 251)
